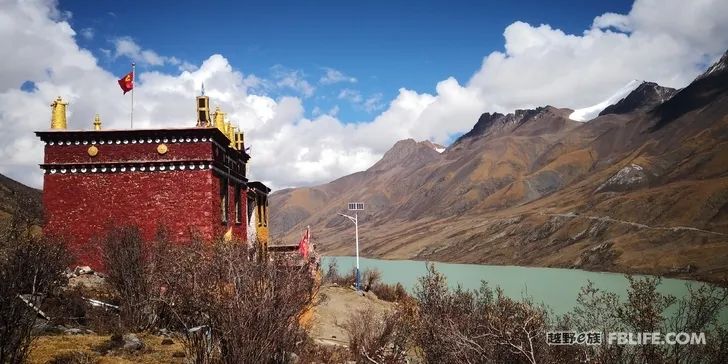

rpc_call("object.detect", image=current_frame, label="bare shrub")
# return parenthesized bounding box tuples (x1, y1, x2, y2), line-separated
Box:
(100, 225, 154, 331)
(666, 281, 728, 363)
(0, 210, 70, 363)
(561, 276, 728, 364)
(43, 286, 88, 328)
(370, 282, 408, 303)
(157, 239, 317, 363)
(324, 258, 339, 283)
(323, 260, 357, 287)
(615, 276, 674, 363)
(412, 264, 553, 363)
(362, 268, 382, 291)
(345, 302, 416, 364)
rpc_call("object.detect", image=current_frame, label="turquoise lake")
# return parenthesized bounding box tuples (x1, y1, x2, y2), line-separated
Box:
(323, 256, 722, 318)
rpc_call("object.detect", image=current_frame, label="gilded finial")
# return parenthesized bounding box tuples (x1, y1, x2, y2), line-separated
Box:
(50, 96, 68, 130)
(93, 114, 102, 131)
(226, 122, 234, 146)
(213, 106, 226, 133)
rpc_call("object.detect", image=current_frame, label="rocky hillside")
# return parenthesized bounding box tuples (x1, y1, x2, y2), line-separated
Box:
(271, 51, 728, 283)
(0, 173, 42, 222)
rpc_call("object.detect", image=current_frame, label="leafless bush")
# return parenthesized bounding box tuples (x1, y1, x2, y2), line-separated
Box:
(667, 282, 728, 363)
(156, 239, 317, 364)
(0, 209, 70, 364)
(412, 264, 554, 363)
(345, 303, 415, 364)
(324, 258, 339, 283)
(362, 269, 382, 291)
(100, 225, 155, 331)
(323, 259, 358, 287)
(559, 276, 728, 364)
(370, 282, 408, 303)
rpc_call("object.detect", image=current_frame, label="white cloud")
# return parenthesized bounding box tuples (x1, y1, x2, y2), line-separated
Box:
(319, 67, 357, 85)
(363, 93, 384, 112)
(112, 36, 179, 66)
(0, 0, 726, 192)
(328, 105, 340, 116)
(79, 27, 94, 40)
(270, 65, 315, 97)
(338, 89, 385, 113)
(337, 88, 362, 103)
(467, 0, 728, 112)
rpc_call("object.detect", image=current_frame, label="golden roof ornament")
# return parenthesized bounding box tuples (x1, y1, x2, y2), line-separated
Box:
(93, 114, 102, 131)
(226, 122, 234, 146)
(230, 126, 239, 148)
(213, 106, 226, 133)
(50, 96, 68, 130)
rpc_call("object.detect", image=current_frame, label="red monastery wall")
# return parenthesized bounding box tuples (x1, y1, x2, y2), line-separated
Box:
(37, 128, 251, 270)
(44, 170, 221, 268)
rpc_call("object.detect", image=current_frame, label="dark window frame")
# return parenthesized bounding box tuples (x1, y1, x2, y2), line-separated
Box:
(220, 176, 228, 224)
(234, 184, 242, 225)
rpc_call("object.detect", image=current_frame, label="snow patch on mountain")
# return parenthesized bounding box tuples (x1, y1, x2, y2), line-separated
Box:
(419, 140, 446, 153)
(595, 163, 649, 192)
(569, 80, 642, 122)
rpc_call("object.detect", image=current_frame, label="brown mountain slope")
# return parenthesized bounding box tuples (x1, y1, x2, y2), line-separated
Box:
(270, 52, 728, 282)
(0, 173, 42, 222)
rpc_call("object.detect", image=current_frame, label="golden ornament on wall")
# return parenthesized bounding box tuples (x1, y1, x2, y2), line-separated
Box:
(87, 146, 98, 157)
(157, 144, 168, 155)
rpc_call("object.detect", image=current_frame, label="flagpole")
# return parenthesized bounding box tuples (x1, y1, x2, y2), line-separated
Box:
(130, 63, 135, 128)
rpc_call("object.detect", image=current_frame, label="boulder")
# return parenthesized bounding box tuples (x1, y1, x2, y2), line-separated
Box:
(74, 266, 94, 275)
(64, 328, 85, 335)
(123, 333, 144, 351)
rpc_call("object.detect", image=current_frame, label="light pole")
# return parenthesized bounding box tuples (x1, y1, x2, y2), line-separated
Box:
(339, 202, 364, 290)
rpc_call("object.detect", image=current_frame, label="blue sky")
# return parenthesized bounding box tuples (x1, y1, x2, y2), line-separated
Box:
(1, 0, 726, 189)
(61, 0, 632, 123)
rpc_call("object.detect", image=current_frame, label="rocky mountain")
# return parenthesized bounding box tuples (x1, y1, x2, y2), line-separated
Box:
(276, 52, 728, 283)
(599, 82, 677, 116)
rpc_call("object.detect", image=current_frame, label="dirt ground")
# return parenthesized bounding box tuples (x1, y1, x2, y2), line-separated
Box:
(27, 283, 392, 362)
(308, 284, 395, 347)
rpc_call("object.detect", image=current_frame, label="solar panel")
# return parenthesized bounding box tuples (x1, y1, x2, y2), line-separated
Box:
(348, 202, 364, 211)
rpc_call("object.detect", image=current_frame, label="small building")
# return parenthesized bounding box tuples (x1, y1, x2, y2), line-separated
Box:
(36, 95, 270, 269)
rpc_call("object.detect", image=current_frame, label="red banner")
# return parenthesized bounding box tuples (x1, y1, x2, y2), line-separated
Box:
(298, 227, 309, 258)
(117, 71, 133, 94)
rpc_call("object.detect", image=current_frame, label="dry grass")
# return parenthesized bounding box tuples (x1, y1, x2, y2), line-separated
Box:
(28, 334, 185, 364)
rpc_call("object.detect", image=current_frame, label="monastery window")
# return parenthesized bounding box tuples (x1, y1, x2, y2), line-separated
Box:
(220, 176, 228, 224)
(235, 184, 242, 224)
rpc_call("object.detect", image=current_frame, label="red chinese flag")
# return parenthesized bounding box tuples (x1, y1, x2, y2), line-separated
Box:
(298, 228, 309, 258)
(117, 71, 133, 94)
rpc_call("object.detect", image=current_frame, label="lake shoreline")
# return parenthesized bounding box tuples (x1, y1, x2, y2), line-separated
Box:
(319, 253, 720, 285)
(320, 256, 725, 318)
